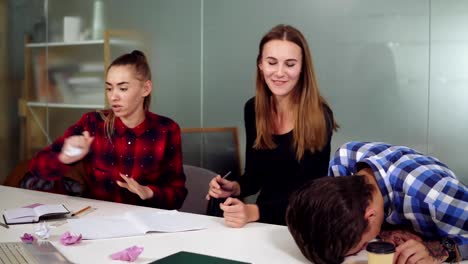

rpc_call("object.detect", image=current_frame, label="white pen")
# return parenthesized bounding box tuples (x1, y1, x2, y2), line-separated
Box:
(222, 171, 232, 179)
(216, 171, 232, 190)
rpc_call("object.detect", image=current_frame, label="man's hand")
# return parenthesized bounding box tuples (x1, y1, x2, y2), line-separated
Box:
(380, 229, 422, 246)
(116, 173, 153, 200)
(394, 239, 448, 264)
(380, 230, 448, 264)
(219, 198, 259, 228)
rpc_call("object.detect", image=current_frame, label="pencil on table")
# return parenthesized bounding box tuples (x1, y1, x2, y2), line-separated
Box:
(71, 206, 92, 217)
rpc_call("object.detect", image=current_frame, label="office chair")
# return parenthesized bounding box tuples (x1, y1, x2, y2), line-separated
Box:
(179, 164, 218, 215)
(181, 127, 241, 180)
(4, 159, 85, 196)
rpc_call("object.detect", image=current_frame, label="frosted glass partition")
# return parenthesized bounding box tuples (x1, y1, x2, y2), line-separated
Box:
(12, 0, 202, 160)
(6, 0, 468, 184)
(48, 0, 202, 127)
(2, 0, 47, 181)
(320, 1, 430, 152)
(429, 1, 468, 183)
(203, 0, 432, 174)
(106, 0, 203, 127)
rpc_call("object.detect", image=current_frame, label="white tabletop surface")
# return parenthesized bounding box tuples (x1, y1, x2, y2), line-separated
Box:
(2, 185, 462, 264)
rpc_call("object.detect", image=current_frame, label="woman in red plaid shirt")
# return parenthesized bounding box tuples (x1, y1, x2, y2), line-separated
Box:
(23, 50, 187, 209)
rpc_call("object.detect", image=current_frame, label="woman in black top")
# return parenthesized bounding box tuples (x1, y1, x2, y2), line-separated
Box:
(206, 24, 338, 227)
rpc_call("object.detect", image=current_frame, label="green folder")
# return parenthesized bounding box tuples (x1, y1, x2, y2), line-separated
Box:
(150, 251, 251, 264)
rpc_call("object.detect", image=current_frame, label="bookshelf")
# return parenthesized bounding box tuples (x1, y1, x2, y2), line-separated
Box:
(26, 39, 105, 48)
(19, 30, 143, 160)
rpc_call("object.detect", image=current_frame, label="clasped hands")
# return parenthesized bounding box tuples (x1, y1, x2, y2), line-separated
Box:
(206, 175, 259, 228)
(379, 229, 448, 264)
(59, 131, 153, 200)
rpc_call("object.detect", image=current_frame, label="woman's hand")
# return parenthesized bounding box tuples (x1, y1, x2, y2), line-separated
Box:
(219, 198, 259, 228)
(116, 173, 154, 200)
(59, 131, 94, 164)
(206, 175, 240, 200)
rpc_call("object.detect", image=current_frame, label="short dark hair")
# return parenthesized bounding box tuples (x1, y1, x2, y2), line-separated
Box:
(286, 176, 375, 264)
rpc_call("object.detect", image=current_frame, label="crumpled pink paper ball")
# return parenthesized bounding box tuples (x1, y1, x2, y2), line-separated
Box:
(110, 245, 144, 262)
(60, 231, 82, 245)
(20, 233, 37, 244)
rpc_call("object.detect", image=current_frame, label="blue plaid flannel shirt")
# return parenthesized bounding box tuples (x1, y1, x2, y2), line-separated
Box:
(329, 141, 468, 259)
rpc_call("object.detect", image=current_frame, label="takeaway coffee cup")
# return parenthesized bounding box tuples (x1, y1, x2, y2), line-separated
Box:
(366, 241, 395, 264)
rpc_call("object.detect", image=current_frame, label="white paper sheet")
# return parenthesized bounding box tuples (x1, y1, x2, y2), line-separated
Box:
(68, 211, 207, 239)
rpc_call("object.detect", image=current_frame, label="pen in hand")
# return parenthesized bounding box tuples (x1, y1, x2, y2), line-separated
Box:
(219, 171, 233, 189)
(71, 206, 92, 217)
(222, 171, 232, 180)
(206, 171, 234, 201)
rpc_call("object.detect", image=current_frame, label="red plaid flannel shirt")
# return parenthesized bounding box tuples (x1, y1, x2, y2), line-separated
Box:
(28, 111, 187, 209)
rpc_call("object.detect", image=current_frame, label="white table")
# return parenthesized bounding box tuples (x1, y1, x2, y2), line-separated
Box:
(0, 185, 311, 263)
(3, 185, 460, 264)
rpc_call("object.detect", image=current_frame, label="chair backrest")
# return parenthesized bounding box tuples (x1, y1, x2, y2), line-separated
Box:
(4, 159, 86, 196)
(181, 127, 241, 180)
(179, 164, 217, 214)
(4, 160, 30, 187)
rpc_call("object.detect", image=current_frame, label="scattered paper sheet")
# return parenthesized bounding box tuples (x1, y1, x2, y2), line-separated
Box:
(68, 211, 207, 239)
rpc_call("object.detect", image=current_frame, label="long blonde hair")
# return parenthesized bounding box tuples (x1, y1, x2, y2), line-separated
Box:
(254, 24, 339, 160)
(99, 50, 152, 140)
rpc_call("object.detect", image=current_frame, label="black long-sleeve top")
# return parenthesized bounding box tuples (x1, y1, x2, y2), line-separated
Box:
(237, 97, 334, 225)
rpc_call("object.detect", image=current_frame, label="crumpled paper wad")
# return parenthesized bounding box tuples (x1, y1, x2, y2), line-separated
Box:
(60, 231, 82, 245)
(110, 246, 144, 262)
(34, 221, 50, 239)
(20, 233, 37, 244)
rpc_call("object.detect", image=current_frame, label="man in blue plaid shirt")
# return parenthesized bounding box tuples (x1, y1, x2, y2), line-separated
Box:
(286, 141, 467, 264)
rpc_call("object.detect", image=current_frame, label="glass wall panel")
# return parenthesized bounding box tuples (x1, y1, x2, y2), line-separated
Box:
(324, 1, 430, 153)
(203, 0, 430, 169)
(0, 0, 8, 183)
(16, 0, 201, 161)
(4, 0, 467, 185)
(3, 0, 46, 183)
(429, 1, 468, 183)
(105, 0, 202, 128)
